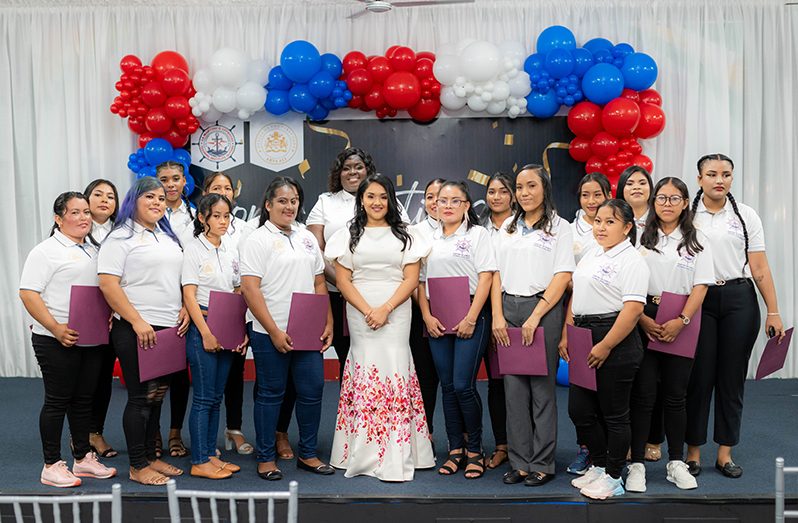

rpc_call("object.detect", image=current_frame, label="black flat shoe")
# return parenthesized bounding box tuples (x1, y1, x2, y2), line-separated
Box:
(257, 469, 283, 481)
(715, 461, 742, 478)
(686, 461, 701, 476)
(297, 459, 335, 475)
(503, 469, 527, 484)
(524, 471, 555, 487)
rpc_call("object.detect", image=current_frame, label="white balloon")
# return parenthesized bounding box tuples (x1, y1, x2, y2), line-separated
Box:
(456, 38, 477, 53)
(459, 41, 502, 83)
(236, 81, 267, 112)
(188, 97, 198, 108)
(466, 94, 488, 112)
(210, 47, 248, 88)
(201, 106, 223, 123)
(484, 82, 494, 92)
(432, 54, 462, 86)
(212, 87, 237, 113)
(191, 107, 203, 117)
(517, 98, 528, 109)
(508, 105, 521, 118)
(437, 42, 459, 57)
(454, 76, 466, 86)
(464, 82, 475, 94)
(499, 74, 509, 82)
(475, 86, 483, 95)
(480, 92, 492, 102)
(486, 100, 507, 115)
(492, 81, 510, 100)
(237, 109, 250, 120)
(508, 71, 532, 98)
(440, 86, 467, 110)
(199, 100, 210, 112)
(453, 86, 467, 98)
(498, 41, 528, 64)
(246, 59, 270, 85)
(503, 58, 514, 71)
(192, 69, 216, 94)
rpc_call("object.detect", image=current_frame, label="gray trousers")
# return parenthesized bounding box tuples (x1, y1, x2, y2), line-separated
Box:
(501, 293, 563, 474)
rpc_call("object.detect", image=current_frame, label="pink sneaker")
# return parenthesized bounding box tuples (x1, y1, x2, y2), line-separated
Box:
(73, 452, 117, 479)
(41, 461, 81, 488)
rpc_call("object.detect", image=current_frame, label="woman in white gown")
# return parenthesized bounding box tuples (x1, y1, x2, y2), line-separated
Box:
(325, 173, 435, 481)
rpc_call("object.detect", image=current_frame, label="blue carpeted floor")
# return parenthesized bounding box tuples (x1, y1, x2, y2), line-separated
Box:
(1, 377, 796, 499)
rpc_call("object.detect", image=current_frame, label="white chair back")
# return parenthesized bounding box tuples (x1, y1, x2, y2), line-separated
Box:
(777, 457, 798, 522)
(166, 479, 298, 523)
(0, 483, 122, 523)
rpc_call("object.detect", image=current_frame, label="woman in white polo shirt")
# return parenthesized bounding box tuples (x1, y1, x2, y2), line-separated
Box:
(19, 192, 118, 488)
(617, 166, 653, 246)
(98, 176, 188, 486)
(491, 165, 574, 487)
(626, 177, 713, 493)
(685, 154, 784, 479)
(240, 177, 333, 481)
(564, 199, 649, 500)
(418, 180, 496, 480)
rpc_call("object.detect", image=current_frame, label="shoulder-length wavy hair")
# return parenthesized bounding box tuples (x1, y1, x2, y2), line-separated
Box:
(83, 179, 119, 223)
(193, 193, 233, 238)
(506, 164, 557, 235)
(640, 177, 703, 256)
(111, 176, 181, 247)
(327, 147, 376, 193)
(348, 173, 411, 252)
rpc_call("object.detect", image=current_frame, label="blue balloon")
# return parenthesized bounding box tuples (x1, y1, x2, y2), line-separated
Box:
(536, 25, 576, 54)
(308, 104, 329, 122)
(139, 165, 157, 178)
(172, 149, 191, 171)
(334, 97, 347, 108)
(143, 138, 173, 167)
(135, 149, 146, 159)
(288, 84, 317, 113)
(564, 95, 575, 106)
(265, 90, 291, 115)
(573, 91, 584, 102)
(184, 174, 195, 196)
(612, 42, 635, 59)
(332, 88, 343, 98)
(621, 52, 658, 91)
(127, 160, 137, 172)
(544, 48, 574, 79)
(594, 49, 613, 64)
(583, 37, 614, 54)
(523, 53, 545, 75)
(343, 90, 352, 101)
(128, 153, 137, 162)
(613, 58, 625, 68)
(526, 90, 560, 118)
(320, 53, 343, 79)
(581, 63, 625, 105)
(280, 40, 322, 84)
(556, 357, 569, 387)
(308, 71, 335, 99)
(320, 98, 336, 110)
(536, 80, 549, 92)
(267, 66, 293, 91)
(572, 48, 595, 77)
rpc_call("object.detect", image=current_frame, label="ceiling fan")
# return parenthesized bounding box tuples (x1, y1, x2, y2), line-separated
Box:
(349, 0, 475, 19)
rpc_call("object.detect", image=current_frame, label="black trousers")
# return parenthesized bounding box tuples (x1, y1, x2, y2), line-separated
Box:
(410, 300, 439, 434)
(112, 318, 173, 469)
(89, 343, 116, 435)
(568, 317, 643, 479)
(169, 368, 190, 431)
(686, 280, 760, 447)
(630, 303, 694, 462)
(32, 334, 104, 465)
(482, 340, 507, 447)
(329, 291, 351, 383)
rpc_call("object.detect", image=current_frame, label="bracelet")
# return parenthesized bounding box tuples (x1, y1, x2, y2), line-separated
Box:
(767, 312, 780, 316)
(539, 295, 550, 304)
(385, 301, 395, 312)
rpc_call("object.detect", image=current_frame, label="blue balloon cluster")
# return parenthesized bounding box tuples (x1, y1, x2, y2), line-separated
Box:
(265, 41, 352, 122)
(127, 138, 196, 195)
(525, 26, 659, 116)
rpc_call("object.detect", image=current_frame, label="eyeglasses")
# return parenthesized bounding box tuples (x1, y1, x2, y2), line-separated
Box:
(654, 195, 685, 206)
(436, 198, 465, 208)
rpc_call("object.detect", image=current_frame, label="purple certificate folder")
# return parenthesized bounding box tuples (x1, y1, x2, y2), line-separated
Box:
(68, 285, 111, 347)
(138, 326, 186, 382)
(206, 291, 248, 350)
(647, 292, 702, 359)
(496, 327, 548, 376)
(286, 293, 329, 351)
(755, 327, 794, 380)
(428, 276, 470, 332)
(567, 324, 597, 391)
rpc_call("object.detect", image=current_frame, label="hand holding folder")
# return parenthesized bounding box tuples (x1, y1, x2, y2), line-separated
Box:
(68, 286, 112, 347)
(495, 327, 548, 376)
(206, 291, 248, 350)
(755, 327, 794, 380)
(566, 324, 597, 391)
(647, 292, 701, 359)
(286, 293, 330, 351)
(427, 276, 471, 333)
(138, 326, 187, 382)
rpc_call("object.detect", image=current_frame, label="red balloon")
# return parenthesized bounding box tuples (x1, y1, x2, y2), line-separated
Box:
(165, 129, 188, 148)
(364, 86, 385, 110)
(385, 45, 401, 59)
(569, 137, 593, 162)
(145, 107, 173, 134)
(631, 154, 654, 173)
(348, 95, 364, 109)
(186, 117, 199, 134)
(590, 132, 619, 159)
(389, 47, 416, 72)
(119, 54, 142, 74)
(416, 51, 436, 62)
(141, 82, 167, 107)
(430, 82, 441, 96)
(346, 68, 373, 96)
(161, 69, 190, 96)
(585, 156, 605, 174)
(128, 116, 147, 134)
(414, 58, 435, 80)
(343, 51, 368, 75)
(635, 103, 666, 139)
(620, 88, 640, 104)
(639, 88, 662, 107)
(138, 132, 155, 149)
(382, 71, 420, 110)
(408, 98, 441, 122)
(151, 50, 189, 76)
(601, 98, 641, 137)
(606, 172, 621, 196)
(567, 101, 603, 139)
(164, 96, 191, 119)
(368, 56, 393, 84)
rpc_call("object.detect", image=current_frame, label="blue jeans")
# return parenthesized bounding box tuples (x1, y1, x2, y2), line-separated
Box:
(186, 321, 233, 465)
(250, 331, 324, 463)
(428, 307, 489, 454)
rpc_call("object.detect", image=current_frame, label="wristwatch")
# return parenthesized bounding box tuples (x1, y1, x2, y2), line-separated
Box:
(678, 314, 690, 325)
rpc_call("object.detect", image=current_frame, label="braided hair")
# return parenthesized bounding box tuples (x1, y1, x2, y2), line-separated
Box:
(156, 161, 195, 221)
(506, 164, 557, 235)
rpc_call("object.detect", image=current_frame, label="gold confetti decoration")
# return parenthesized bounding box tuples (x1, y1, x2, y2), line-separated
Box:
(542, 142, 570, 177)
(512, 163, 518, 173)
(298, 159, 311, 179)
(467, 169, 490, 186)
(396, 174, 403, 187)
(491, 121, 499, 129)
(504, 134, 514, 146)
(306, 122, 351, 149)
(234, 180, 242, 199)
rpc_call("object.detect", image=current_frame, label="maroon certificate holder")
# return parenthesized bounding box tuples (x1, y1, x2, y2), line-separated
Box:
(496, 327, 548, 376)
(286, 293, 329, 351)
(138, 326, 187, 382)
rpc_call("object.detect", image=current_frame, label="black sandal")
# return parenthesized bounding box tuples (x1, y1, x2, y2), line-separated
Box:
(487, 447, 508, 469)
(169, 437, 189, 458)
(438, 451, 465, 475)
(464, 453, 485, 479)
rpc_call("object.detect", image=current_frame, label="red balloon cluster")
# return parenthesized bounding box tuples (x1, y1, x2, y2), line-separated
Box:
(567, 88, 665, 194)
(110, 51, 200, 149)
(343, 46, 441, 122)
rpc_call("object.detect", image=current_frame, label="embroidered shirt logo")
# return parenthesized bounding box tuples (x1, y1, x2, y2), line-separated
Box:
(592, 262, 619, 285)
(453, 237, 472, 258)
(301, 237, 316, 255)
(534, 232, 555, 252)
(726, 216, 745, 240)
(676, 252, 697, 271)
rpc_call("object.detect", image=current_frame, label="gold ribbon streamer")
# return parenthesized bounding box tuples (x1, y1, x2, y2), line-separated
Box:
(396, 174, 403, 187)
(298, 159, 311, 179)
(306, 121, 351, 149)
(234, 180, 242, 199)
(467, 169, 490, 186)
(504, 134, 514, 146)
(542, 142, 570, 176)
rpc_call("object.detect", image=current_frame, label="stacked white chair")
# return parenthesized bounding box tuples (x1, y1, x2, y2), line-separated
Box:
(0, 483, 122, 523)
(776, 457, 798, 522)
(166, 479, 298, 523)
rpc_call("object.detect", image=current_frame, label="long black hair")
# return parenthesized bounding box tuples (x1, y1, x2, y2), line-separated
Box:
(156, 160, 195, 220)
(506, 164, 557, 235)
(83, 179, 119, 223)
(577, 172, 612, 200)
(349, 173, 411, 252)
(641, 177, 703, 256)
(327, 147, 376, 193)
(258, 177, 304, 227)
(50, 192, 95, 245)
(193, 193, 233, 238)
(202, 172, 235, 201)
(692, 153, 749, 269)
(479, 171, 517, 225)
(438, 180, 480, 230)
(111, 176, 182, 247)
(617, 165, 653, 203)
(422, 177, 446, 217)
(596, 199, 637, 246)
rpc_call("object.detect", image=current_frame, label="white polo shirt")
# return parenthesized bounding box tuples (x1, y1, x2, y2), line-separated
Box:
(411, 216, 439, 243)
(182, 234, 240, 308)
(222, 215, 254, 252)
(631, 209, 649, 247)
(420, 221, 496, 297)
(98, 221, 183, 327)
(571, 239, 649, 316)
(495, 214, 575, 296)
(693, 198, 765, 281)
(91, 220, 113, 243)
(239, 221, 324, 334)
(639, 229, 715, 296)
(571, 210, 598, 265)
(166, 200, 195, 241)
(19, 231, 100, 336)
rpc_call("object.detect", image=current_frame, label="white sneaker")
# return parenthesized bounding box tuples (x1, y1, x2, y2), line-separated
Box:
(73, 452, 117, 479)
(41, 461, 81, 488)
(625, 462, 647, 492)
(571, 465, 605, 489)
(580, 472, 626, 500)
(667, 460, 698, 490)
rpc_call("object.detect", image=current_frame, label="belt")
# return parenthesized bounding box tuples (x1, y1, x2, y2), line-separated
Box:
(503, 290, 546, 299)
(647, 295, 661, 305)
(573, 312, 619, 323)
(714, 278, 750, 286)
